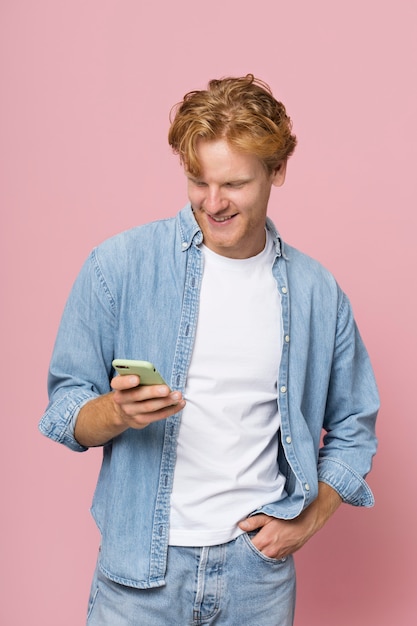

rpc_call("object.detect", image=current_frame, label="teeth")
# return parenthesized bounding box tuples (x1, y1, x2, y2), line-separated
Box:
(212, 215, 233, 222)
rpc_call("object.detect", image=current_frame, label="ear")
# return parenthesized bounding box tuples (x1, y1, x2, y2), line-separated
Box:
(271, 161, 287, 187)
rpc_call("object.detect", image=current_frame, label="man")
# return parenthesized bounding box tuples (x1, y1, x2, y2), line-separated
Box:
(40, 75, 379, 625)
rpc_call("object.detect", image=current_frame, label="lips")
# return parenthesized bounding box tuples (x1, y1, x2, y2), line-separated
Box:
(206, 212, 237, 223)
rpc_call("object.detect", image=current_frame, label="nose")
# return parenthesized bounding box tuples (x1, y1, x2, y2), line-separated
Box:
(205, 186, 228, 214)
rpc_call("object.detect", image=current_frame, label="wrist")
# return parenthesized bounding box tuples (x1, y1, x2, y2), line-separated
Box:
(75, 392, 128, 447)
(315, 482, 343, 528)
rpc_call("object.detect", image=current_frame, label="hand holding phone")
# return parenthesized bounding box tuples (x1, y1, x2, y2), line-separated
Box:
(111, 359, 185, 428)
(112, 359, 168, 387)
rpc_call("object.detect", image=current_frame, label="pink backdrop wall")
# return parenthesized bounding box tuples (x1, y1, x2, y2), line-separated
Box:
(1, 1, 416, 624)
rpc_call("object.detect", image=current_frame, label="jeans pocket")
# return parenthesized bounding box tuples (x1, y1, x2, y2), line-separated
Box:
(87, 558, 101, 622)
(87, 585, 99, 621)
(242, 531, 288, 564)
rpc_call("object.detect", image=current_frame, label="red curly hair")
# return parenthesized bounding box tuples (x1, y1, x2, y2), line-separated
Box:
(168, 74, 297, 176)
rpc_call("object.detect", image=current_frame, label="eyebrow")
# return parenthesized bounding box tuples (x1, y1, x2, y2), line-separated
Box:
(186, 175, 253, 185)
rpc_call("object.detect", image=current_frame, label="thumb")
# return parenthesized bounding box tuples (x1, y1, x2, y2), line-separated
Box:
(238, 514, 268, 532)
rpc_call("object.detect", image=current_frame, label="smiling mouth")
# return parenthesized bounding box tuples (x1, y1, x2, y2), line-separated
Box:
(207, 213, 237, 223)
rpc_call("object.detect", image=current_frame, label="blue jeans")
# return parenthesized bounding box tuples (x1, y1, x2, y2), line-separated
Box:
(87, 533, 296, 625)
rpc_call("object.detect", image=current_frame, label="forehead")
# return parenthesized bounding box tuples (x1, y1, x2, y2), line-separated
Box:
(189, 138, 265, 180)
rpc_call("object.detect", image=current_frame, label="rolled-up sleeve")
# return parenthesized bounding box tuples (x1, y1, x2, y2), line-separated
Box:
(39, 248, 117, 451)
(318, 292, 379, 506)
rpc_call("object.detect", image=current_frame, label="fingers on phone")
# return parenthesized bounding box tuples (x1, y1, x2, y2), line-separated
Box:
(111, 374, 139, 390)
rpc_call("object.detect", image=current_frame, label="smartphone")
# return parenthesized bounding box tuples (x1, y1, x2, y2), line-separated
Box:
(112, 359, 168, 386)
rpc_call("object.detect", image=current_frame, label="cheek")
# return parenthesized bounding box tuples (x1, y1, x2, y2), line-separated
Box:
(187, 188, 202, 206)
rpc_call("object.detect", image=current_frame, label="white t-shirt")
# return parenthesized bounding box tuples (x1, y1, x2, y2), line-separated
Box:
(169, 231, 286, 546)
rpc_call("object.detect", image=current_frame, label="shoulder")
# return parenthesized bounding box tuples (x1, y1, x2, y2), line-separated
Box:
(284, 242, 337, 284)
(76, 216, 180, 294)
(281, 241, 346, 313)
(98, 216, 177, 255)
(88, 216, 179, 271)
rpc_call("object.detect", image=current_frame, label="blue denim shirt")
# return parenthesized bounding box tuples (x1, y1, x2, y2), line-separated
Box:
(39, 204, 379, 588)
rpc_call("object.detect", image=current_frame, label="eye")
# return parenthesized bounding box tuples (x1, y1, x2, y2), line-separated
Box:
(225, 182, 244, 189)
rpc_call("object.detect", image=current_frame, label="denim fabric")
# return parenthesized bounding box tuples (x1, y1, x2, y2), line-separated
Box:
(87, 534, 296, 625)
(39, 204, 379, 589)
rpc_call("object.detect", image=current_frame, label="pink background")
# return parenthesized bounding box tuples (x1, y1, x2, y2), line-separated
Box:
(1, 1, 416, 624)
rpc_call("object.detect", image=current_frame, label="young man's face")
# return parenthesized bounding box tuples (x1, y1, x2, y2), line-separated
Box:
(185, 138, 286, 259)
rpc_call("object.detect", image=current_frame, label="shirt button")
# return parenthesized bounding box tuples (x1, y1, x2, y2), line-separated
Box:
(281, 286, 288, 294)
(284, 335, 290, 343)
(280, 385, 287, 393)
(182, 242, 187, 248)
(305, 483, 310, 491)
(285, 436, 292, 444)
